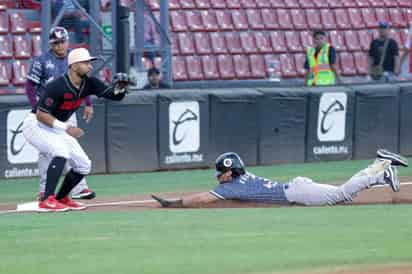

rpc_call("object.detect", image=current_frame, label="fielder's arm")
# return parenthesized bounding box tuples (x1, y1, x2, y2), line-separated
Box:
(151, 192, 219, 208)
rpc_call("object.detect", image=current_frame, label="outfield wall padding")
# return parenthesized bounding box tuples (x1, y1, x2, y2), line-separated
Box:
(398, 83, 412, 156)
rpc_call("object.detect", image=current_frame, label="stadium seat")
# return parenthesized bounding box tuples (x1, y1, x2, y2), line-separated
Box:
(334, 9, 350, 30)
(383, 0, 398, 7)
(342, 0, 357, 7)
(405, 8, 412, 23)
(299, 0, 316, 8)
(10, 12, 26, 34)
(355, 0, 370, 7)
(210, 32, 228, 54)
(168, 0, 181, 9)
(344, 30, 361, 51)
(170, 11, 188, 32)
(329, 30, 347, 51)
(194, 32, 212, 55)
(215, 10, 234, 30)
(31, 34, 41, 57)
(390, 29, 402, 47)
(293, 53, 306, 77)
(217, 54, 236, 79)
(177, 33, 196, 55)
(285, 31, 303, 52)
(339, 52, 357, 76)
(210, 0, 226, 8)
(284, 0, 300, 8)
(306, 9, 322, 30)
(0, 61, 10, 85)
(186, 11, 204, 31)
(0, 35, 12, 59)
(270, 0, 286, 8)
(353, 52, 368, 75)
(240, 0, 257, 8)
(171, 33, 180, 55)
(180, 0, 196, 9)
(12, 60, 28, 86)
(240, 32, 257, 53)
(13, 35, 31, 59)
(194, 0, 211, 9)
(201, 55, 219, 79)
(270, 31, 287, 53)
(320, 9, 336, 30)
(263, 54, 280, 75)
(375, 8, 389, 23)
(290, 9, 308, 30)
(255, 0, 271, 8)
(277, 9, 293, 30)
(300, 31, 313, 50)
(254, 32, 273, 53)
(185, 56, 204, 80)
(0, 0, 16, 8)
(368, 0, 384, 7)
(327, 0, 343, 8)
(313, 1, 329, 8)
(225, 32, 243, 54)
(361, 8, 378, 28)
(0, 10, 8, 34)
(246, 9, 265, 30)
(389, 8, 406, 28)
(398, 0, 411, 7)
(232, 9, 249, 30)
(201, 10, 219, 31)
(226, 0, 241, 8)
(233, 54, 252, 79)
(279, 54, 297, 78)
(172, 56, 188, 81)
(261, 9, 279, 30)
(348, 8, 366, 29)
(249, 54, 267, 78)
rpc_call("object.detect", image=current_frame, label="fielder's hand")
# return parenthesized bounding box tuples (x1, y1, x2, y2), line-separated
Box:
(66, 127, 84, 138)
(151, 194, 183, 208)
(83, 106, 94, 123)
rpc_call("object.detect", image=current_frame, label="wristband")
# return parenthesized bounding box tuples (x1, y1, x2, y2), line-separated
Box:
(53, 119, 68, 131)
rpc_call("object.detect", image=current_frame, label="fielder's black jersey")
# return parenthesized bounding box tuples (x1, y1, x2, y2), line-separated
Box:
(36, 73, 125, 122)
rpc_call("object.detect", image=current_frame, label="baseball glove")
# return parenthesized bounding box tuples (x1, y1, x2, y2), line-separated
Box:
(151, 194, 183, 208)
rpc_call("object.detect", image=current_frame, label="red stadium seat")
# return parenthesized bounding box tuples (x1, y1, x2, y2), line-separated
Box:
(334, 9, 350, 30)
(348, 8, 366, 29)
(293, 53, 306, 76)
(215, 10, 234, 30)
(233, 54, 252, 79)
(398, 0, 411, 7)
(210, 32, 228, 54)
(246, 9, 265, 30)
(249, 54, 267, 78)
(210, 0, 226, 8)
(284, 0, 300, 8)
(201, 55, 219, 79)
(226, 0, 241, 8)
(172, 56, 188, 81)
(355, 0, 370, 7)
(375, 8, 389, 23)
(12, 60, 29, 85)
(232, 10, 249, 30)
(361, 8, 378, 28)
(306, 9, 322, 30)
(300, 31, 314, 50)
(290, 9, 308, 30)
(405, 8, 412, 23)
(368, 0, 384, 7)
(279, 54, 297, 78)
(270, 31, 287, 53)
(217, 54, 235, 79)
(0, 61, 10, 85)
(254, 32, 273, 53)
(342, 0, 357, 7)
(194, 0, 211, 9)
(186, 11, 204, 32)
(299, 0, 315, 8)
(327, 0, 343, 8)
(285, 31, 303, 52)
(255, 0, 271, 8)
(353, 52, 369, 75)
(263, 54, 281, 76)
(329, 30, 347, 51)
(383, 0, 398, 7)
(171, 33, 180, 55)
(0, 10, 8, 34)
(261, 9, 279, 30)
(185, 56, 204, 80)
(0, 0, 17, 8)
(269, 0, 286, 8)
(389, 8, 406, 28)
(344, 30, 361, 51)
(240, 32, 257, 53)
(240, 0, 257, 8)
(32, 34, 41, 57)
(13, 35, 31, 59)
(313, 1, 329, 8)
(170, 11, 188, 32)
(177, 33, 196, 55)
(0, 35, 12, 59)
(194, 32, 212, 55)
(339, 52, 357, 76)
(225, 32, 243, 54)
(180, 0, 196, 9)
(320, 9, 336, 30)
(168, 0, 181, 9)
(10, 12, 26, 34)
(277, 9, 293, 30)
(201, 10, 219, 31)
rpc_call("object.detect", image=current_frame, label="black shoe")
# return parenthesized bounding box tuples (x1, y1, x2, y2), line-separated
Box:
(377, 149, 408, 167)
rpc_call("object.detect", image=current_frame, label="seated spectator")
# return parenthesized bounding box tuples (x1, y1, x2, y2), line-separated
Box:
(143, 67, 170, 89)
(368, 22, 400, 82)
(54, 0, 89, 43)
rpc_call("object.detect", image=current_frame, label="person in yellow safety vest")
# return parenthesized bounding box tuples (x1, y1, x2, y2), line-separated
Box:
(305, 30, 340, 86)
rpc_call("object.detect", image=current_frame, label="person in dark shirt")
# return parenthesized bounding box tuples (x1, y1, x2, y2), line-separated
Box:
(368, 21, 400, 81)
(143, 67, 170, 89)
(22, 48, 131, 212)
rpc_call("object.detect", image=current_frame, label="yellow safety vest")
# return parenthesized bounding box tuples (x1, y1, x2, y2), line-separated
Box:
(306, 44, 336, 86)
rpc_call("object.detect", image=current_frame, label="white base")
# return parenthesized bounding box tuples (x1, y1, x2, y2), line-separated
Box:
(16, 201, 39, 212)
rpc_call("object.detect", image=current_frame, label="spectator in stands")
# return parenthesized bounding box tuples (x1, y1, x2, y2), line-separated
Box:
(143, 67, 170, 89)
(400, 22, 412, 79)
(54, 0, 89, 43)
(304, 30, 339, 86)
(368, 22, 400, 82)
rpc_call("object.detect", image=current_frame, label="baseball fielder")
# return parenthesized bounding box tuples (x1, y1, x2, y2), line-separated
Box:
(152, 149, 407, 208)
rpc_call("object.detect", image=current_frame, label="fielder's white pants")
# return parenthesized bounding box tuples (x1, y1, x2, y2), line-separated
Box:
(22, 113, 91, 193)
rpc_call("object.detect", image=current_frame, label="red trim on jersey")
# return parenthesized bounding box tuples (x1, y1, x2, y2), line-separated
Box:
(60, 99, 83, 110)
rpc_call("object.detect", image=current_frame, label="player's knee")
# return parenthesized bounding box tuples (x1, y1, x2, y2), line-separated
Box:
(52, 147, 70, 159)
(75, 158, 92, 175)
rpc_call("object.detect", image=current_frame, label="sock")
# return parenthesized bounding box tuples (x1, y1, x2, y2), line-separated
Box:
(56, 170, 85, 200)
(43, 157, 67, 201)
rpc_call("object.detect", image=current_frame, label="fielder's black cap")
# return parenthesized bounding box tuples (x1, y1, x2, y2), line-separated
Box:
(147, 67, 160, 76)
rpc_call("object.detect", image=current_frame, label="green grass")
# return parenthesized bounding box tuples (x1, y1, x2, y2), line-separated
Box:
(1, 159, 412, 274)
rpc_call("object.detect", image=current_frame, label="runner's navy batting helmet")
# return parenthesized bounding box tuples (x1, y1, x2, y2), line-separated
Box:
(49, 26, 69, 44)
(215, 152, 245, 178)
